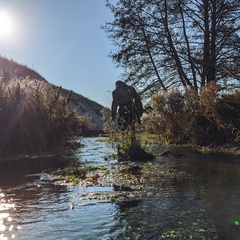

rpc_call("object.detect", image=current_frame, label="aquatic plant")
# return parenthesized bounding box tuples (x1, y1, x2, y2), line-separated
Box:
(114, 128, 155, 162)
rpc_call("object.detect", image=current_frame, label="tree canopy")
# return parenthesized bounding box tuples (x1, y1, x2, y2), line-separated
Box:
(103, 0, 240, 100)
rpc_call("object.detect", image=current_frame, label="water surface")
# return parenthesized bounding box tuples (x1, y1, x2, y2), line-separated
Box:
(0, 138, 240, 239)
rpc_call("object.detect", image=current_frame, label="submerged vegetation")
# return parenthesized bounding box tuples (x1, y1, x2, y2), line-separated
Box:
(51, 139, 219, 239)
(0, 77, 95, 155)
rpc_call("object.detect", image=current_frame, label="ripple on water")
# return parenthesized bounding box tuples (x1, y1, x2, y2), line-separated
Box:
(0, 137, 240, 239)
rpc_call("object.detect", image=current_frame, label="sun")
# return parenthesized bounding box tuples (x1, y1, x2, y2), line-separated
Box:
(0, 11, 13, 38)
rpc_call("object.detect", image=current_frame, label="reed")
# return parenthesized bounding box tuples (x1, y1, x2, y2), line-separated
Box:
(0, 78, 93, 155)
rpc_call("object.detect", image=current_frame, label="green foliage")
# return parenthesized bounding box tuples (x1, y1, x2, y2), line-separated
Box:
(53, 163, 109, 185)
(0, 77, 93, 155)
(113, 128, 155, 161)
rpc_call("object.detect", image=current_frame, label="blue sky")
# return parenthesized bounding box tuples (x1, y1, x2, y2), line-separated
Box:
(0, 0, 120, 107)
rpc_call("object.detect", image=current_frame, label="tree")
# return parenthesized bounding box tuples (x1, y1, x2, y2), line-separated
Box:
(103, 0, 240, 99)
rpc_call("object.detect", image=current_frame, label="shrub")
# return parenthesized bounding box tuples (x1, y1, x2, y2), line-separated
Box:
(0, 77, 91, 154)
(148, 89, 189, 144)
(100, 107, 114, 132)
(143, 83, 240, 146)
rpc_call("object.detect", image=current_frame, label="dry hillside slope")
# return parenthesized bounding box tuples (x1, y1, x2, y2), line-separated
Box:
(0, 56, 104, 129)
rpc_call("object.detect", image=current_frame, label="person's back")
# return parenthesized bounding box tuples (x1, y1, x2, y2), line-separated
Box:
(111, 81, 143, 129)
(113, 83, 132, 105)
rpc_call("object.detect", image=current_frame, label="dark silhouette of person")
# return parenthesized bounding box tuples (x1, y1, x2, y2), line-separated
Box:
(111, 81, 143, 130)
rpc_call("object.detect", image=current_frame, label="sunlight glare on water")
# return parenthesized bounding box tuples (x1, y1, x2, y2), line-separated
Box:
(0, 189, 17, 239)
(0, 138, 240, 239)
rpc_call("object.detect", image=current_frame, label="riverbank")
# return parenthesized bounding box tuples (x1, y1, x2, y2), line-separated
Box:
(208, 145, 240, 156)
(111, 131, 240, 157)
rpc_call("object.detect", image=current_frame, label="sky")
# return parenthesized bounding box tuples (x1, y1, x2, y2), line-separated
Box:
(0, 0, 121, 107)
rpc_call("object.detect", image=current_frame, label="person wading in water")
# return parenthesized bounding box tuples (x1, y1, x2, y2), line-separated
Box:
(111, 81, 143, 131)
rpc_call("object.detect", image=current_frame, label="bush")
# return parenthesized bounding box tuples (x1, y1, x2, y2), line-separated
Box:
(142, 83, 240, 146)
(100, 107, 115, 133)
(0, 77, 92, 154)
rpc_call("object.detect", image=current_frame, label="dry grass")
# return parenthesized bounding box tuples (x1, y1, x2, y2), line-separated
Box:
(142, 83, 240, 146)
(0, 77, 94, 155)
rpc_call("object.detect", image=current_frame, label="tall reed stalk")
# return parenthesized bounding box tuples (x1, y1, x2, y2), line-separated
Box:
(0, 78, 93, 155)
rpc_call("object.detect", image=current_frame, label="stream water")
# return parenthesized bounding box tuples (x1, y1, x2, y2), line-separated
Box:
(0, 137, 240, 239)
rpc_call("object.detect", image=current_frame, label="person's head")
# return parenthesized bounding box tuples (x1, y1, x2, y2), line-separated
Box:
(115, 80, 126, 88)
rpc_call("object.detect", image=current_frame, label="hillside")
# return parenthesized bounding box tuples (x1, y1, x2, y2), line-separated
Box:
(60, 87, 104, 129)
(0, 57, 47, 82)
(0, 56, 104, 129)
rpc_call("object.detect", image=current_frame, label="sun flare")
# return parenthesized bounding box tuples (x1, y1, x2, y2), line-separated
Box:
(0, 11, 13, 38)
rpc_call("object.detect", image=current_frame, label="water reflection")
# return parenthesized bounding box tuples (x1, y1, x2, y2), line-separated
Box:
(0, 145, 120, 240)
(0, 139, 240, 239)
(182, 159, 240, 239)
(0, 154, 76, 239)
(0, 189, 17, 239)
(0, 155, 73, 187)
(108, 146, 240, 239)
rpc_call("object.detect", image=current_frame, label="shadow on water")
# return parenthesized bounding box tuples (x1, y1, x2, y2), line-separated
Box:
(177, 154, 240, 240)
(0, 155, 75, 187)
(108, 145, 240, 240)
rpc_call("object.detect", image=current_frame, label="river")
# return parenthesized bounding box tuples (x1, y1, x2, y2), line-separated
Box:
(0, 137, 240, 239)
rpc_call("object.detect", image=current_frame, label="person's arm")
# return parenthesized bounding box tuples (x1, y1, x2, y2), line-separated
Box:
(131, 87, 144, 115)
(111, 91, 118, 121)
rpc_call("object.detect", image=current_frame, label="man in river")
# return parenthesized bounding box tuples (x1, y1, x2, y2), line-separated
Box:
(111, 80, 143, 130)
